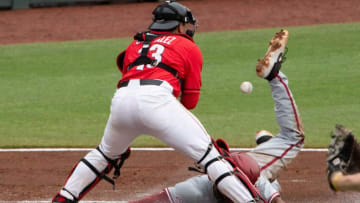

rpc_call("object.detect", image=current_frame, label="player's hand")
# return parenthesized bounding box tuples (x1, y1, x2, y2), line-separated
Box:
(326, 124, 360, 191)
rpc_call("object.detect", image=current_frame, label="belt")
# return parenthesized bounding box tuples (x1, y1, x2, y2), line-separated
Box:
(118, 79, 163, 88)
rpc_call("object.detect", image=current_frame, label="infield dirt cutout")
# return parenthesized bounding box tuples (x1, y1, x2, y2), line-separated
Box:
(1, 0, 360, 202)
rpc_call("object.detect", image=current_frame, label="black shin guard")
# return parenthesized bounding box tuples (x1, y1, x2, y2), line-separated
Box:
(193, 139, 267, 203)
(65, 147, 131, 201)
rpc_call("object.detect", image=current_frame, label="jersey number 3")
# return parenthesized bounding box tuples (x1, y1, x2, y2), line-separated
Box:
(136, 44, 165, 70)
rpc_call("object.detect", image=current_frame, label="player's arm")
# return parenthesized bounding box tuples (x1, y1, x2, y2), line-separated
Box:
(330, 172, 360, 192)
(327, 125, 360, 192)
(180, 45, 203, 109)
(255, 175, 281, 203)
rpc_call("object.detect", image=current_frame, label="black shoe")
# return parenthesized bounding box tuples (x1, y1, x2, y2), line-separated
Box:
(52, 193, 77, 203)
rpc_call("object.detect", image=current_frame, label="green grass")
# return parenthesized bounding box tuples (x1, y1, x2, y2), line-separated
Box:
(1, 23, 359, 148)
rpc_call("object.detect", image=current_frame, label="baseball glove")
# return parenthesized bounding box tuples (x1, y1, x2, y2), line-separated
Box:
(327, 124, 360, 191)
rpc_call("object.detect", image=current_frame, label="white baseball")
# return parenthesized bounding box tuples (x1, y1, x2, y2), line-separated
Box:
(240, 81, 253, 94)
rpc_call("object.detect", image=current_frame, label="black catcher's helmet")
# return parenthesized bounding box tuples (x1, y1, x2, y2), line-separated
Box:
(149, 0, 197, 36)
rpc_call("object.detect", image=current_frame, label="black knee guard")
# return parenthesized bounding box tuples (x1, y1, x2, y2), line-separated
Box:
(95, 146, 131, 180)
(190, 139, 267, 202)
(188, 138, 230, 174)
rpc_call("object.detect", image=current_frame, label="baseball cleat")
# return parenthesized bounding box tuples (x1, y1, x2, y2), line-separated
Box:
(52, 193, 77, 203)
(255, 130, 274, 145)
(256, 29, 289, 81)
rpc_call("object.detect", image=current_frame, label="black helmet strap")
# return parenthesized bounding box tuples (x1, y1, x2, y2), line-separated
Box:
(186, 29, 195, 37)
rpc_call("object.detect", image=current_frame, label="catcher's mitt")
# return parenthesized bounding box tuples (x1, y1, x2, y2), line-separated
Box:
(327, 124, 360, 191)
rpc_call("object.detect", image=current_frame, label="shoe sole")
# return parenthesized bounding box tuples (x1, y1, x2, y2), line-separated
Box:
(256, 29, 289, 78)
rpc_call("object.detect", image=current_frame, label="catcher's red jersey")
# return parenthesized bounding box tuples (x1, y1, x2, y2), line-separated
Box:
(116, 31, 203, 109)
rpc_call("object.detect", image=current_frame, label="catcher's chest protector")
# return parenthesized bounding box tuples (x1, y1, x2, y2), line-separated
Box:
(127, 32, 181, 79)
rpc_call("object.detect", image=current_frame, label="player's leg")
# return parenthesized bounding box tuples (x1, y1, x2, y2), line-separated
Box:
(167, 175, 220, 203)
(53, 88, 140, 202)
(130, 175, 219, 203)
(128, 189, 171, 203)
(256, 30, 304, 137)
(248, 71, 305, 180)
(129, 176, 213, 203)
(247, 29, 305, 181)
(138, 85, 264, 202)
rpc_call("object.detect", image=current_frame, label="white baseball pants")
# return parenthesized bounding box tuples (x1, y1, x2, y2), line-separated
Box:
(61, 79, 257, 202)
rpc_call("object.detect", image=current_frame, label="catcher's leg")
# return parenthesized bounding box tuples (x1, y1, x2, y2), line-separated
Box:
(198, 142, 267, 202)
(144, 101, 265, 202)
(53, 91, 138, 203)
(53, 146, 131, 203)
(128, 83, 266, 202)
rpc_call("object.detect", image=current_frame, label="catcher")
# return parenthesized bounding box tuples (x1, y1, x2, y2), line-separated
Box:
(327, 124, 360, 192)
(129, 29, 304, 203)
(52, 1, 268, 202)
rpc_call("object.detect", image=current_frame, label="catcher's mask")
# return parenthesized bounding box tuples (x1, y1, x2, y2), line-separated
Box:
(149, 0, 197, 37)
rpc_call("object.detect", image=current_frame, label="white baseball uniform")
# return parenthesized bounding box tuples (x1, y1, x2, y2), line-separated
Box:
(56, 31, 262, 202)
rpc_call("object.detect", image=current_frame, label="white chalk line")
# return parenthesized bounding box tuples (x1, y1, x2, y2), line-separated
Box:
(0, 147, 328, 152)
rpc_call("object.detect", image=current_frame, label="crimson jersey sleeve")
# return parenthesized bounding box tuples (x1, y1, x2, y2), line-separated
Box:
(180, 42, 202, 109)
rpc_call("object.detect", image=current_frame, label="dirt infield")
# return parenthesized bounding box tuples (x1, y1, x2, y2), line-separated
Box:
(1, 0, 360, 44)
(1, 150, 360, 202)
(1, 0, 360, 202)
